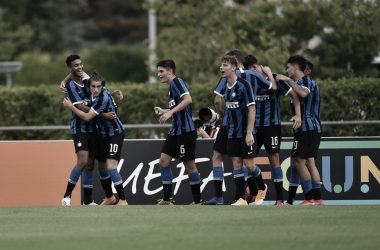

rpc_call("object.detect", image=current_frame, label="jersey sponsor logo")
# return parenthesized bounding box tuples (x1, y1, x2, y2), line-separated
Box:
(169, 99, 176, 108)
(255, 95, 270, 101)
(226, 102, 239, 109)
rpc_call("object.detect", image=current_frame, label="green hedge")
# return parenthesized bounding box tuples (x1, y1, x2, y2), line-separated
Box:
(0, 77, 379, 140)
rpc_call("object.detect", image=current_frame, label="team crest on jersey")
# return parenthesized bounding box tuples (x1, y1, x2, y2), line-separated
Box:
(82, 98, 90, 106)
(77, 141, 82, 147)
(169, 99, 176, 108)
(232, 92, 237, 98)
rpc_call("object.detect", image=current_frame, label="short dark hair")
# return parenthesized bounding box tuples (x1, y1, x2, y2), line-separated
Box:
(156, 59, 176, 74)
(66, 54, 80, 67)
(288, 55, 307, 72)
(226, 50, 244, 65)
(243, 54, 259, 69)
(220, 55, 238, 68)
(89, 70, 106, 87)
(305, 58, 314, 70)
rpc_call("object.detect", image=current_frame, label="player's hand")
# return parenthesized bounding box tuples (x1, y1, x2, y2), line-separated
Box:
(275, 74, 289, 82)
(60, 81, 67, 93)
(102, 112, 116, 120)
(261, 65, 272, 76)
(154, 107, 163, 115)
(63, 97, 73, 108)
(290, 115, 302, 129)
(113, 90, 123, 100)
(245, 133, 254, 147)
(159, 113, 171, 124)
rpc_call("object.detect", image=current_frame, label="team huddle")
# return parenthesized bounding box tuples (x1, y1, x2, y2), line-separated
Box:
(61, 49, 322, 206)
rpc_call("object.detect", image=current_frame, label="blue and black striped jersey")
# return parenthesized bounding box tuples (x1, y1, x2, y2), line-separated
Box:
(65, 77, 96, 134)
(236, 68, 272, 96)
(291, 76, 316, 133)
(255, 73, 292, 127)
(214, 78, 229, 127)
(167, 77, 195, 136)
(214, 68, 271, 128)
(220, 77, 256, 138)
(91, 88, 125, 137)
(311, 79, 322, 133)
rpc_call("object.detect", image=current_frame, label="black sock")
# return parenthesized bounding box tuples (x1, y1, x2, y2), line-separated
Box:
(253, 173, 266, 190)
(287, 186, 298, 204)
(304, 190, 313, 200)
(274, 181, 283, 201)
(312, 188, 322, 200)
(190, 184, 202, 203)
(234, 176, 246, 199)
(214, 180, 223, 198)
(83, 188, 93, 204)
(114, 183, 126, 200)
(64, 182, 76, 198)
(100, 177, 113, 198)
(246, 177, 258, 196)
(163, 184, 173, 201)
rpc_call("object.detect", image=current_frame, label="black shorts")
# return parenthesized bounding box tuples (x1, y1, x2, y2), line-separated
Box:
(96, 131, 125, 162)
(256, 125, 282, 154)
(292, 130, 316, 159)
(227, 135, 257, 159)
(72, 132, 97, 157)
(213, 126, 228, 155)
(314, 132, 322, 159)
(161, 130, 197, 161)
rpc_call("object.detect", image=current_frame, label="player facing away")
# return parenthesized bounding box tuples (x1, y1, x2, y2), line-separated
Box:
(219, 55, 268, 206)
(203, 50, 273, 205)
(63, 71, 128, 205)
(286, 58, 323, 205)
(154, 59, 202, 205)
(61, 55, 98, 206)
(276, 55, 322, 205)
(244, 54, 302, 205)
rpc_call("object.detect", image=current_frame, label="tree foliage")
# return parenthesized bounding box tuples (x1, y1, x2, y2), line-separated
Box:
(0, 8, 33, 61)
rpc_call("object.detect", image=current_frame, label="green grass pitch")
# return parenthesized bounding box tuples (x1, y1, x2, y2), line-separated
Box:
(1, 205, 379, 250)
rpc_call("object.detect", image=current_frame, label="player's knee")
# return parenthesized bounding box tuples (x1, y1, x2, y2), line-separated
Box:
(85, 161, 94, 171)
(77, 159, 88, 170)
(183, 161, 197, 173)
(158, 159, 169, 168)
(212, 151, 223, 165)
(268, 153, 279, 167)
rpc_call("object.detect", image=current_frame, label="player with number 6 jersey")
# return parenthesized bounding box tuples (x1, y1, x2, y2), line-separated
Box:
(154, 59, 202, 205)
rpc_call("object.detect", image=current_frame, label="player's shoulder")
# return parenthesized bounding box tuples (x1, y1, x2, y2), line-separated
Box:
(237, 77, 250, 87)
(65, 78, 76, 89)
(172, 77, 185, 85)
(216, 77, 227, 86)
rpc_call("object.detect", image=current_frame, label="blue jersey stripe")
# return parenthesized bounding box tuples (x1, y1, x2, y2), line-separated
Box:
(222, 77, 255, 138)
(167, 77, 195, 136)
(91, 89, 125, 137)
(65, 79, 96, 134)
(292, 76, 317, 133)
